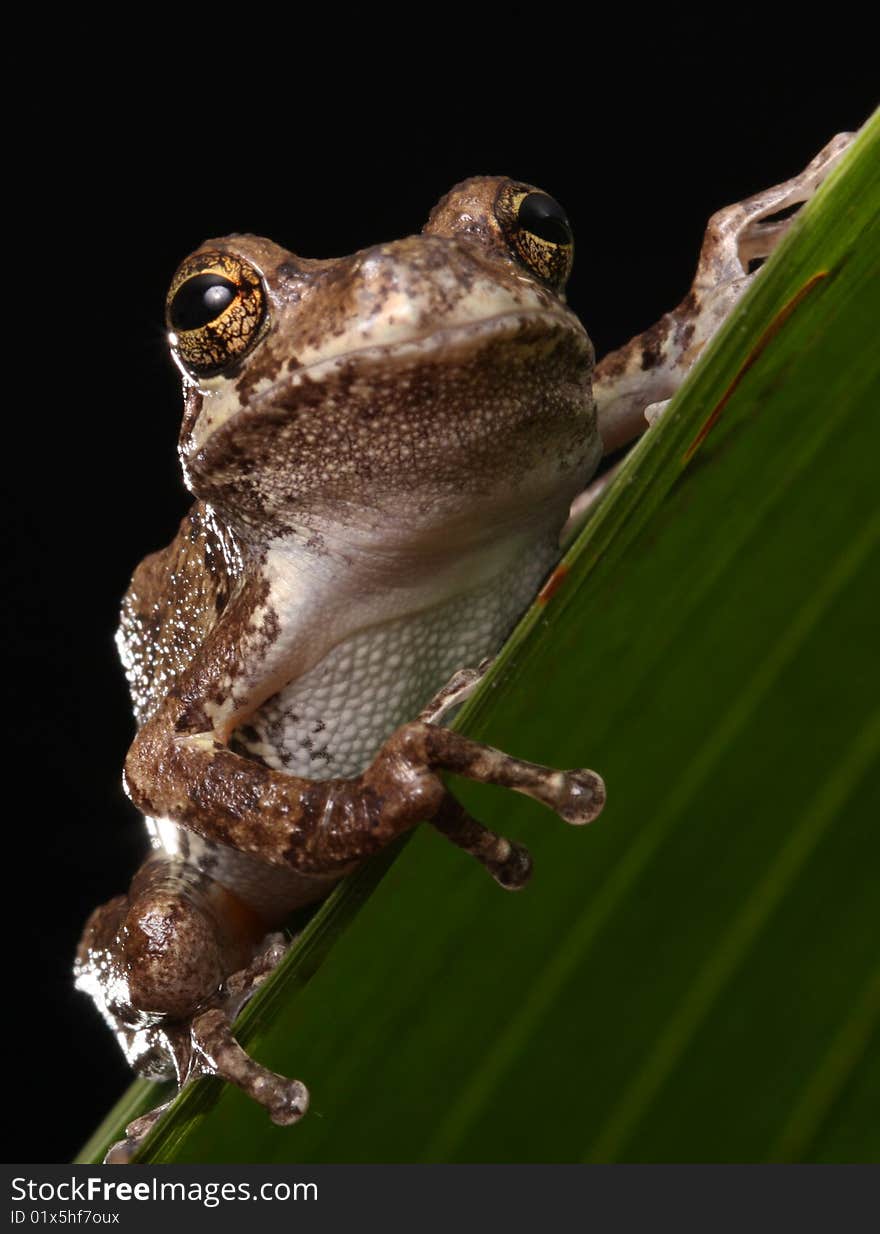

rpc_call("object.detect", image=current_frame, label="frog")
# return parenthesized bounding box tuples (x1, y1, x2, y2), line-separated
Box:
(75, 134, 852, 1163)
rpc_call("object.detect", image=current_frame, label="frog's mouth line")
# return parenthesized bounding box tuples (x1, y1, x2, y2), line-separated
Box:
(185, 307, 594, 463)
(247, 307, 592, 410)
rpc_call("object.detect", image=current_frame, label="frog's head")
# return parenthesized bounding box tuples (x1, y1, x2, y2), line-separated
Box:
(167, 178, 599, 545)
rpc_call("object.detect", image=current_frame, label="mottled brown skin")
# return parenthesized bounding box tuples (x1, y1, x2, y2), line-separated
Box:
(76, 141, 850, 1161)
(591, 135, 852, 454)
(77, 176, 609, 1156)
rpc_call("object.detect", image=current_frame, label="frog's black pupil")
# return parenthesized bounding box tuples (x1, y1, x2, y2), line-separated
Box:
(170, 274, 238, 331)
(517, 192, 571, 246)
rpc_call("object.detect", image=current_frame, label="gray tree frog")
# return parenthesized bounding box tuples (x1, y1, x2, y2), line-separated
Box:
(75, 136, 851, 1161)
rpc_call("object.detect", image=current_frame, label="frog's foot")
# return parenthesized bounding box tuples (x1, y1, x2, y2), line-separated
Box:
(416, 662, 559, 889)
(366, 720, 604, 884)
(697, 132, 853, 286)
(562, 395, 673, 544)
(101, 935, 302, 1162)
(644, 398, 671, 427)
(220, 931, 289, 1020)
(191, 1008, 309, 1127)
(193, 936, 308, 1126)
(414, 667, 605, 830)
(594, 132, 855, 454)
(375, 721, 606, 826)
(104, 1100, 176, 1165)
(418, 658, 494, 725)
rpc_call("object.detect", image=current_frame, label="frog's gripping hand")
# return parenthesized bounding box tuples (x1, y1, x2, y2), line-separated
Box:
(593, 132, 854, 454)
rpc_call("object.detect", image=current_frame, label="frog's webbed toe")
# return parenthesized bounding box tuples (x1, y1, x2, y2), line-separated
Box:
(711, 132, 854, 279)
(525, 766, 607, 826)
(685, 133, 854, 327)
(644, 398, 671, 427)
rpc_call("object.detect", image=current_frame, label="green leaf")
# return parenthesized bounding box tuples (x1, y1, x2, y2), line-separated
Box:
(77, 115, 880, 1165)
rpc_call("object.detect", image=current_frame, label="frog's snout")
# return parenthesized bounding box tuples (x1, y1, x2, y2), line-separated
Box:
(345, 232, 553, 343)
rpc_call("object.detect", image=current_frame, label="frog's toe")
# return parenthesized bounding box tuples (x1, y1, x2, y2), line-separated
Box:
(191, 1007, 310, 1128)
(102, 1100, 174, 1165)
(645, 398, 671, 426)
(429, 793, 534, 888)
(510, 765, 605, 825)
(556, 769, 607, 826)
(104, 1139, 137, 1166)
(489, 837, 534, 890)
(265, 1078, 310, 1126)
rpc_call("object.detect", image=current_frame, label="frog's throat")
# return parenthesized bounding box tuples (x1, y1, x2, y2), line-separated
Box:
(183, 305, 592, 460)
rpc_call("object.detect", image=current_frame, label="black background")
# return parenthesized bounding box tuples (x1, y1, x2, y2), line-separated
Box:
(6, 40, 875, 1164)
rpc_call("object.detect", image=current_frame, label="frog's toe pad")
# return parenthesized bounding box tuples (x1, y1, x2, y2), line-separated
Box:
(645, 398, 671, 426)
(490, 838, 533, 890)
(265, 1078, 310, 1126)
(102, 1101, 174, 1165)
(557, 769, 606, 825)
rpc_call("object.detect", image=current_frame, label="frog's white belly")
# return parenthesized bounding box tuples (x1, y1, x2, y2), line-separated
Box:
(236, 542, 557, 779)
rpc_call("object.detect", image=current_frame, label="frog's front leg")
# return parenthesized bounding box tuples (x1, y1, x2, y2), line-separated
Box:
(124, 573, 605, 878)
(594, 132, 854, 455)
(127, 702, 605, 884)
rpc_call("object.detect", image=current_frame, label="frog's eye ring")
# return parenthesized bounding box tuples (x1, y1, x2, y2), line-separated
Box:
(495, 184, 574, 289)
(166, 252, 266, 378)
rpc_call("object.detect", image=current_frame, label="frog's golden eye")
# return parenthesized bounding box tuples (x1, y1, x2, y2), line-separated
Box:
(495, 184, 574, 289)
(166, 252, 266, 378)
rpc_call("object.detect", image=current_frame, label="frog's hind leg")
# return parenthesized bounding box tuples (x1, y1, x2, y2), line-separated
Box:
(190, 1008, 309, 1126)
(105, 1037, 307, 1163)
(593, 132, 854, 455)
(101, 930, 302, 1164)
